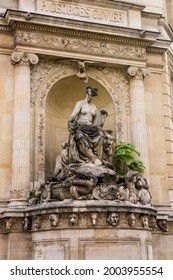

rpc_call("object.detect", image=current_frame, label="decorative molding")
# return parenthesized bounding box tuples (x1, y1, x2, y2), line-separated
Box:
(12, 22, 152, 45)
(11, 51, 39, 67)
(0, 206, 164, 232)
(0, 197, 161, 233)
(0, 25, 13, 33)
(15, 31, 146, 61)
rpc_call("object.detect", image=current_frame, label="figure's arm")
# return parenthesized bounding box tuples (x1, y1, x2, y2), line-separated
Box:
(68, 101, 82, 129)
(91, 105, 98, 125)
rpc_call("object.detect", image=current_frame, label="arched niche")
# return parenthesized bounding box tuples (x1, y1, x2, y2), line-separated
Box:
(34, 63, 129, 182)
(45, 75, 115, 178)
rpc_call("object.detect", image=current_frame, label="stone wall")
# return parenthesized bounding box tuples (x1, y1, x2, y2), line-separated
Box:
(0, 0, 173, 259)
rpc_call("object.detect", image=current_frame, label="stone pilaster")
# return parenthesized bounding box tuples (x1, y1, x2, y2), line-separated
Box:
(9, 52, 39, 208)
(127, 66, 150, 180)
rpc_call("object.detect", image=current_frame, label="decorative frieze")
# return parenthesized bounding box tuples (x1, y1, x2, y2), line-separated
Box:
(16, 31, 146, 61)
(0, 212, 161, 233)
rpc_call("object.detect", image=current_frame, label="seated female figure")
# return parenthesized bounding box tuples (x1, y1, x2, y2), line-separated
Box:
(68, 86, 107, 166)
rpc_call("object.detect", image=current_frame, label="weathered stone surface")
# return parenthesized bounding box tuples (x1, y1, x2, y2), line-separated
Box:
(0, 0, 173, 260)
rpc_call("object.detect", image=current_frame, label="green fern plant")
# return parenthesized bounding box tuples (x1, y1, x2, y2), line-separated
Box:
(112, 142, 145, 175)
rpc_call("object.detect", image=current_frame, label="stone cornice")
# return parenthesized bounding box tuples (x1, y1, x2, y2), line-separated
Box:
(2, 9, 160, 47)
(0, 25, 12, 33)
(147, 39, 172, 54)
(0, 9, 171, 57)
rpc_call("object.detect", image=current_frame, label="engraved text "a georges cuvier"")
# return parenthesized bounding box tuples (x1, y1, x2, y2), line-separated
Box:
(38, 0, 126, 26)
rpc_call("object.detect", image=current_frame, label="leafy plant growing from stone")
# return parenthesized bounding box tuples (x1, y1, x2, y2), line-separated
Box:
(113, 142, 145, 175)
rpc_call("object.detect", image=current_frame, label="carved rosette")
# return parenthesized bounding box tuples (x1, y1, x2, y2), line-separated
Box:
(127, 67, 150, 80)
(11, 51, 39, 67)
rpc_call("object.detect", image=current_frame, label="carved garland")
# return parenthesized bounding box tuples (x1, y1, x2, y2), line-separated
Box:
(33, 60, 130, 182)
(16, 31, 146, 61)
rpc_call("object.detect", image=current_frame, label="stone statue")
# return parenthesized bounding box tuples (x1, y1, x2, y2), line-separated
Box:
(68, 86, 107, 166)
(32, 86, 152, 206)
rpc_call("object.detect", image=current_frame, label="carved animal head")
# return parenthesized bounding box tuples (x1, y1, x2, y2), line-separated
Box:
(5, 218, 16, 231)
(69, 213, 77, 225)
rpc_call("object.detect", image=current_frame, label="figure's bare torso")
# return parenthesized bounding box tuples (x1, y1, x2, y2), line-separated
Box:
(70, 100, 97, 125)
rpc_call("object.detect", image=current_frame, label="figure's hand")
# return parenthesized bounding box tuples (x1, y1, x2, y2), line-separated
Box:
(94, 159, 102, 166)
(68, 120, 78, 133)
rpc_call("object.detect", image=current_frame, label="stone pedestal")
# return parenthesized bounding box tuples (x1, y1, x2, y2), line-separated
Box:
(9, 52, 38, 208)
(25, 200, 157, 260)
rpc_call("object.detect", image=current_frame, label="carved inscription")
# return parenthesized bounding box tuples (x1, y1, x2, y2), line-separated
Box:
(37, 0, 127, 27)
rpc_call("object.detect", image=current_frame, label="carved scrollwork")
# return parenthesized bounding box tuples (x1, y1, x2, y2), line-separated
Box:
(127, 67, 150, 80)
(11, 51, 39, 67)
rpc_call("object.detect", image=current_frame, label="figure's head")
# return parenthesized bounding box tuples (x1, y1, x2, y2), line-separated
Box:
(85, 86, 98, 102)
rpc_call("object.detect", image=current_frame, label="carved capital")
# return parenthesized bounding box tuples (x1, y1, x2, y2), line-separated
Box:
(11, 51, 39, 67)
(127, 67, 150, 80)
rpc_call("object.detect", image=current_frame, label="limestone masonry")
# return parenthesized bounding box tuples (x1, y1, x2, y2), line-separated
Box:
(0, 0, 173, 260)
